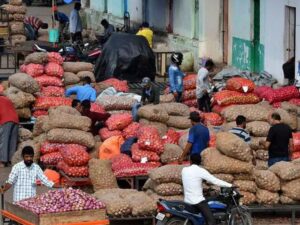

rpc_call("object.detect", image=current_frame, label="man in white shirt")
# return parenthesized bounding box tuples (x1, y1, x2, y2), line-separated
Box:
(1, 146, 60, 202)
(196, 59, 215, 112)
(182, 154, 232, 225)
(69, 2, 82, 42)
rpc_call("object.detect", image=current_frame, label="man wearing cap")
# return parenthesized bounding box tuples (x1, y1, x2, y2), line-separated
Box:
(179, 112, 210, 163)
(132, 77, 160, 121)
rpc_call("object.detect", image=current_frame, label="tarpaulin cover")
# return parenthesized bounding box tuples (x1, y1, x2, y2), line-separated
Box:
(94, 33, 156, 82)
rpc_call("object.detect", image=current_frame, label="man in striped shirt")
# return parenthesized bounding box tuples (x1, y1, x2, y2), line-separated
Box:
(229, 115, 251, 144)
(24, 16, 48, 40)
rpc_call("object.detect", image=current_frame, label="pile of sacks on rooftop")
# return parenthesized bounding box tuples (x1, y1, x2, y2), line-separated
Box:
(3, 52, 300, 209)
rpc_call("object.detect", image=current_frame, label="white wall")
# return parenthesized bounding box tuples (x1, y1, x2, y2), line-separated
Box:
(107, 0, 124, 18)
(173, 0, 195, 38)
(90, 0, 105, 12)
(263, 0, 300, 83)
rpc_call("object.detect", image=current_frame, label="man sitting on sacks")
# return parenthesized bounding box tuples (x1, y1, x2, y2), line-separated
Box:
(72, 99, 110, 135)
(182, 154, 232, 225)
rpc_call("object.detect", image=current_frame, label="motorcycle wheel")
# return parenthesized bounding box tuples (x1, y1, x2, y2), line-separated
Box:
(164, 217, 192, 225)
(229, 209, 252, 225)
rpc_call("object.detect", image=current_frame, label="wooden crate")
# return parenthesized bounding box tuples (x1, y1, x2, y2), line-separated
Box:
(6, 201, 107, 225)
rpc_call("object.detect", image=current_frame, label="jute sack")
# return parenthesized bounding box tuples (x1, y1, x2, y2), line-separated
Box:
(256, 188, 279, 205)
(201, 148, 253, 174)
(274, 108, 297, 130)
(63, 72, 80, 85)
(48, 106, 81, 116)
(216, 132, 252, 162)
(63, 62, 93, 73)
(147, 191, 184, 202)
(5, 87, 35, 108)
(233, 180, 257, 193)
(160, 94, 175, 103)
(233, 173, 255, 181)
(149, 165, 185, 184)
(221, 122, 236, 132)
(240, 191, 256, 205)
(253, 170, 280, 192)
(255, 150, 268, 161)
(213, 174, 234, 183)
(24, 52, 48, 65)
(280, 195, 298, 204)
(32, 115, 50, 137)
(16, 108, 31, 119)
(9, 0, 23, 6)
(48, 111, 91, 132)
(255, 159, 268, 170)
(160, 103, 190, 116)
(281, 179, 300, 201)
(138, 105, 169, 123)
(76, 71, 96, 82)
(123, 192, 156, 216)
(33, 133, 47, 146)
(142, 178, 157, 191)
(160, 144, 183, 164)
(11, 35, 26, 46)
(139, 119, 168, 137)
(246, 121, 270, 137)
(166, 116, 192, 129)
(9, 73, 40, 94)
(18, 128, 32, 142)
(94, 193, 131, 217)
(12, 13, 25, 21)
(222, 104, 272, 122)
(47, 128, 95, 148)
(97, 96, 137, 110)
(269, 161, 300, 181)
(249, 137, 266, 150)
(178, 132, 189, 149)
(154, 183, 183, 196)
(10, 22, 24, 35)
(89, 159, 118, 191)
(1, 4, 26, 13)
(281, 102, 298, 114)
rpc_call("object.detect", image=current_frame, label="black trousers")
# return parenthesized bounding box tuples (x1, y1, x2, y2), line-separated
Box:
(197, 94, 211, 112)
(175, 92, 182, 102)
(193, 201, 216, 225)
(71, 32, 82, 43)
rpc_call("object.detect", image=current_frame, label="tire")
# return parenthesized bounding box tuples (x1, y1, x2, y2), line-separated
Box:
(164, 217, 192, 225)
(230, 208, 252, 225)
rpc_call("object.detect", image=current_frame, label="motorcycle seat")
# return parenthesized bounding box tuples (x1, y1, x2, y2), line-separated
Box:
(162, 200, 198, 214)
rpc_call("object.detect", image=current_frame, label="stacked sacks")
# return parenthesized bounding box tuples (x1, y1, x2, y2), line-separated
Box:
(94, 188, 156, 217)
(62, 62, 95, 90)
(144, 165, 185, 202)
(292, 133, 300, 160)
(96, 95, 137, 115)
(182, 74, 197, 107)
(7, 73, 40, 119)
(201, 132, 256, 205)
(1, 0, 26, 46)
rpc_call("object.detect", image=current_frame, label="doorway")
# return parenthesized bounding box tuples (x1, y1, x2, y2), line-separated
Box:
(285, 6, 296, 61)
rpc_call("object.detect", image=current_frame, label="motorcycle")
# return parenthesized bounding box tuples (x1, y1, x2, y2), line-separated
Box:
(156, 187, 252, 225)
(33, 41, 101, 64)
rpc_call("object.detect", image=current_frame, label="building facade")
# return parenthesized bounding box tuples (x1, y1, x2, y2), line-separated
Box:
(84, 0, 300, 83)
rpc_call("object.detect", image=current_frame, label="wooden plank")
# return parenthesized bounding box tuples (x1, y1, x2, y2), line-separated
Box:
(5, 201, 107, 225)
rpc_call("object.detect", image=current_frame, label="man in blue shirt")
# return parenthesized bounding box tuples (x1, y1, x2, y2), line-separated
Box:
(54, 11, 69, 41)
(179, 111, 210, 163)
(168, 52, 185, 102)
(65, 77, 96, 102)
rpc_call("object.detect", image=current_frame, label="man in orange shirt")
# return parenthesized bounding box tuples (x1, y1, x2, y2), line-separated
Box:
(0, 94, 19, 167)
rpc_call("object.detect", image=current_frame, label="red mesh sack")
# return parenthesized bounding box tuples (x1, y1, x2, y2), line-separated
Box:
(32, 110, 48, 118)
(183, 99, 198, 107)
(213, 90, 260, 106)
(137, 126, 164, 153)
(272, 102, 281, 108)
(99, 127, 122, 141)
(105, 113, 132, 131)
(131, 143, 160, 162)
(102, 78, 129, 92)
(41, 86, 65, 97)
(202, 112, 224, 126)
(20, 64, 26, 73)
(289, 98, 300, 106)
(212, 105, 230, 114)
(122, 122, 141, 139)
(254, 86, 272, 99)
(264, 86, 300, 103)
(45, 62, 64, 78)
(40, 142, 66, 155)
(182, 89, 196, 101)
(34, 97, 72, 110)
(40, 152, 63, 165)
(35, 75, 63, 87)
(0, 84, 3, 95)
(61, 144, 89, 166)
(292, 133, 300, 152)
(90, 103, 106, 114)
(209, 134, 216, 147)
(292, 151, 300, 160)
(183, 74, 197, 90)
(111, 154, 133, 169)
(226, 77, 255, 93)
(162, 129, 181, 145)
(47, 52, 63, 65)
(57, 161, 89, 177)
(24, 63, 44, 77)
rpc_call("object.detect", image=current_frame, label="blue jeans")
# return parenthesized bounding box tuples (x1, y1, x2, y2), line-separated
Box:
(132, 102, 141, 122)
(268, 156, 289, 167)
